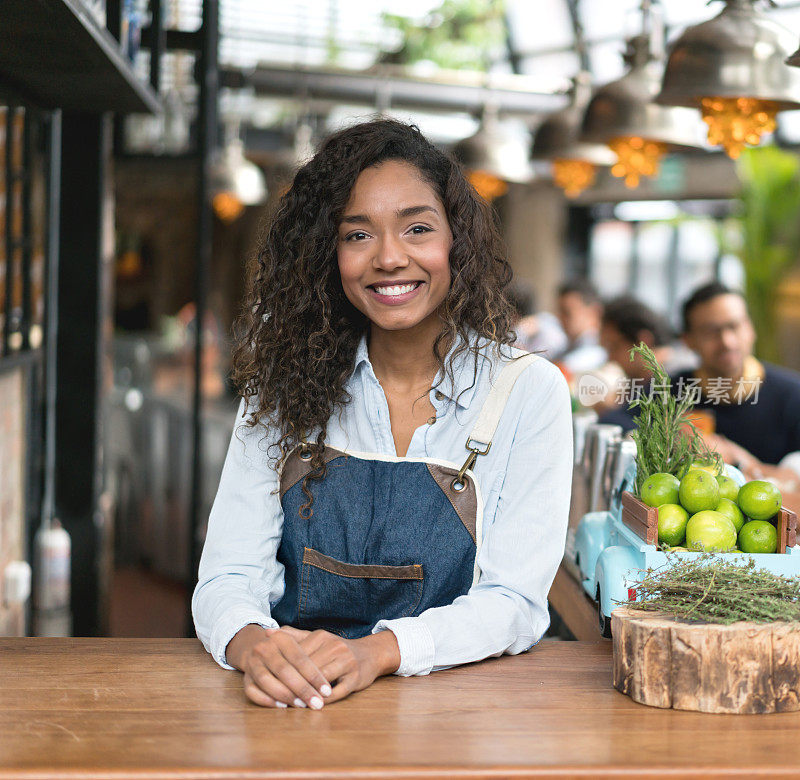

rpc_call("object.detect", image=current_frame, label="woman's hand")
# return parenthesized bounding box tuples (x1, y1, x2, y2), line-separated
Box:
(227, 624, 331, 709)
(282, 626, 401, 705)
(226, 624, 400, 709)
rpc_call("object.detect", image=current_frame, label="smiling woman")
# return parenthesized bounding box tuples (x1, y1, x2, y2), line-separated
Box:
(192, 119, 573, 712)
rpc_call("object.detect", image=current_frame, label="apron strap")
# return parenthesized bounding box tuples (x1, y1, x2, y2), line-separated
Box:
(454, 352, 541, 485)
(469, 352, 541, 448)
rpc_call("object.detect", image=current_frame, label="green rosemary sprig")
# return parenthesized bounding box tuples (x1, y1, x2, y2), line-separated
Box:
(624, 553, 800, 624)
(628, 342, 721, 494)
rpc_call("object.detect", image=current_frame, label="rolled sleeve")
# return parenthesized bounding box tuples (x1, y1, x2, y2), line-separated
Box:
(371, 616, 436, 676)
(210, 607, 278, 670)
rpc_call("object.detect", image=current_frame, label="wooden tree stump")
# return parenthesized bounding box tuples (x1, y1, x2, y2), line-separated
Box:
(612, 607, 800, 714)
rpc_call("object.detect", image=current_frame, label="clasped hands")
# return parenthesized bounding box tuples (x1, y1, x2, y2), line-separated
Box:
(228, 623, 401, 709)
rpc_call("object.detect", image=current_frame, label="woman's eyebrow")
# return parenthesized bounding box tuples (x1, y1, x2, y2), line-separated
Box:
(340, 205, 437, 225)
(340, 213, 371, 225)
(396, 205, 438, 219)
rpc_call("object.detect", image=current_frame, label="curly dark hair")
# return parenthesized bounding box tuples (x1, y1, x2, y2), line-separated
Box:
(231, 118, 515, 513)
(603, 295, 673, 347)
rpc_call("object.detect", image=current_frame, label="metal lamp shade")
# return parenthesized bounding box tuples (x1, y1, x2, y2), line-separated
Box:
(212, 140, 268, 206)
(657, 0, 800, 109)
(787, 41, 800, 69)
(454, 111, 533, 184)
(532, 76, 616, 166)
(580, 57, 705, 150)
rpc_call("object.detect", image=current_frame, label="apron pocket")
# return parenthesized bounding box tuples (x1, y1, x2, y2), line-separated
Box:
(298, 547, 423, 639)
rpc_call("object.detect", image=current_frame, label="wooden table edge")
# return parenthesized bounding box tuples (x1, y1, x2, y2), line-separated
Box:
(5, 767, 800, 780)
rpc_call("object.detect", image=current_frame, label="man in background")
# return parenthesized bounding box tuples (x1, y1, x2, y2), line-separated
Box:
(675, 282, 800, 500)
(555, 278, 607, 374)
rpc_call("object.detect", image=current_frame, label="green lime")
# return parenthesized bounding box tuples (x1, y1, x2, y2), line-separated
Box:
(685, 510, 737, 552)
(738, 520, 778, 554)
(641, 473, 681, 508)
(657, 504, 689, 547)
(715, 497, 745, 533)
(716, 474, 740, 503)
(679, 470, 721, 515)
(738, 481, 782, 521)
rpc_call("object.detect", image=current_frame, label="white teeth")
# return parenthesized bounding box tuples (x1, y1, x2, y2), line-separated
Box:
(373, 283, 418, 297)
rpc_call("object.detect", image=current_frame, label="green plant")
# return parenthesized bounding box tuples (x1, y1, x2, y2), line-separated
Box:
(625, 553, 800, 624)
(629, 343, 720, 495)
(381, 0, 506, 71)
(736, 146, 800, 363)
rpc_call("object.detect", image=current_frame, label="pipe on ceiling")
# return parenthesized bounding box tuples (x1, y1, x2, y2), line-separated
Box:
(220, 64, 569, 118)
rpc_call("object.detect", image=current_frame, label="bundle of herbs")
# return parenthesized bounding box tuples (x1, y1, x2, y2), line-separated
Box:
(628, 342, 720, 495)
(625, 553, 800, 624)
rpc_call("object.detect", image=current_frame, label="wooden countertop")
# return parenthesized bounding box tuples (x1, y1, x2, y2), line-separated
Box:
(2, 638, 800, 779)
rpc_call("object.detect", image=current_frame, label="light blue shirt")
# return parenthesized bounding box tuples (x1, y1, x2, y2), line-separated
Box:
(192, 335, 573, 676)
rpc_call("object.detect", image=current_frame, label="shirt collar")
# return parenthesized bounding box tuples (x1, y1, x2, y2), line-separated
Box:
(354, 332, 371, 372)
(433, 332, 492, 410)
(352, 329, 490, 411)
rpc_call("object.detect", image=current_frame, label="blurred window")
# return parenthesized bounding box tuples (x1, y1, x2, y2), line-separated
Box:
(588, 203, 744, 327)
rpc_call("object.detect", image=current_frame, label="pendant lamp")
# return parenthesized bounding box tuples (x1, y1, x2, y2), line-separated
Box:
(657, 0, 800, 158)
(532, 73, 616, 197)
(580, 34, 705, 188)
(291, 120, 316, 170)
(211, 137, 268, 222)
(786, 41, 800, 68)
(454, 105, 533, 201)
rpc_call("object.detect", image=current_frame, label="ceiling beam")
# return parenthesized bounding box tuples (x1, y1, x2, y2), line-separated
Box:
(220, 64, 568, 118)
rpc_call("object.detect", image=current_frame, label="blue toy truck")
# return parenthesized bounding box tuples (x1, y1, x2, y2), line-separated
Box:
(573, 463, 800, 637)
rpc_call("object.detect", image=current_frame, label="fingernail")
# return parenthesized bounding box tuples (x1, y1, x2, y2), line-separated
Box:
(293, 698, 307, 708)
(275, 701, 288, 708)
(310, 696, 324, 710)
(321, 684, 332, 697)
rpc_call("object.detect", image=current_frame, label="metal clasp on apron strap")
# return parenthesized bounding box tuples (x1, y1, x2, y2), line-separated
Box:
(452, 438, 491, 492)
(450, 352, 541, 493)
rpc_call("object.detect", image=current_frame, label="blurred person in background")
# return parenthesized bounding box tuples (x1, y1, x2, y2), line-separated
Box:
(675, 282, 800, 501)
(596, 295, 674, 432)
(555, 278, 607, 375)
(507, 282, 567, 359)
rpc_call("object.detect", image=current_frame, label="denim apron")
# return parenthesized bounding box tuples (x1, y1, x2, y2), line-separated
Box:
(270, 353, 539, 639)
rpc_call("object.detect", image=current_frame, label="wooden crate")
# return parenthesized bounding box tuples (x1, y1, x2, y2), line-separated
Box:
(620, 491, 797, 553)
